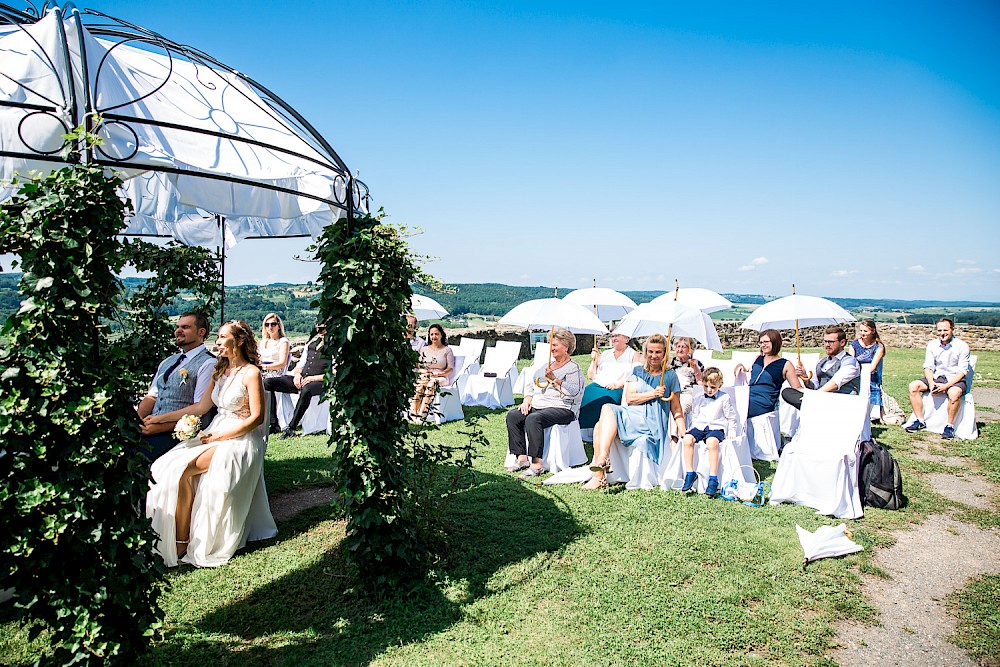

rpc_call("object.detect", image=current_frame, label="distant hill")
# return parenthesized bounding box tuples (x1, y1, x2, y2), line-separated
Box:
(2, 274, 999, 328)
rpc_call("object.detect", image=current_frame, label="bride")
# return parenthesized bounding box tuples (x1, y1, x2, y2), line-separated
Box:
(144, 319, 277, 567)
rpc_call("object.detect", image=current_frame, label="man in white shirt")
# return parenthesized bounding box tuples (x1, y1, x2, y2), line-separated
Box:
(137, 312, 216, 461)
(905, 318, 971, 439)
(781, 326, 861, 410)
(406, 314, 425, 353)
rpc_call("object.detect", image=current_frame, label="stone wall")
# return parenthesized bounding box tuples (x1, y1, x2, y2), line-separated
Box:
(441, 322, 1000, 359)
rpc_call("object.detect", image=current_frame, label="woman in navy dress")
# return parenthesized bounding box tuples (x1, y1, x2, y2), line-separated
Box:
(733, 329, 803, 418)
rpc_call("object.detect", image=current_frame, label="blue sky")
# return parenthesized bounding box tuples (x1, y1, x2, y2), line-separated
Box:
(6, 1, 1000, 301)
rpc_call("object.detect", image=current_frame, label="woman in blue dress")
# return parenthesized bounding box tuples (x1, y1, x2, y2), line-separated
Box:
(733, 329, 803, 418)
(583, 333, 685, 490)
(850, 319, 886, 418)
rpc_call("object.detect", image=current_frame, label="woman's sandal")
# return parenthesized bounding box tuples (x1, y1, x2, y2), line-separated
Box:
(588, 459, 611, 474)
(582, 475, 608, 490)
(519, 466, 546, 479)
(505, 460, 530, 473)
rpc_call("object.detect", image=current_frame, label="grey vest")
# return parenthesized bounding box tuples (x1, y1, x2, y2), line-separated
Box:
(816, 355, 860, 395)
(152, 346, 215, 415)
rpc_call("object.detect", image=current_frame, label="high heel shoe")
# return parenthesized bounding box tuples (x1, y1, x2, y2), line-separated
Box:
(176, 539, 189, 557)
(588, 459, 611, 474)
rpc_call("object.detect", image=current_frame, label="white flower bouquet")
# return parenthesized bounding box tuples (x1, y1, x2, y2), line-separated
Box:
(173, 414, 203, 441)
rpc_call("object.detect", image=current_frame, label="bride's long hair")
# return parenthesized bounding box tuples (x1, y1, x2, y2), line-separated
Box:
(213, 320, 262, 381)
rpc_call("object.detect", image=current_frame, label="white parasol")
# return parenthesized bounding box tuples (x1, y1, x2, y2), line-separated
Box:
(410, 294, 448, 321)
(796, 523, 863, 566)
(500, 297, 607, 389)
(613, 301, 723, 351)
(562, 286, 637, 321)
(651, 287, 733, 314)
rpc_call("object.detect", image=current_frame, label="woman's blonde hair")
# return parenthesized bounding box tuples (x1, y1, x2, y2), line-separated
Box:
(642, 333, 668, 373)
(551, 327, 576, 355)
(261, 312, 285, 341)
(213, 320, 262, 381)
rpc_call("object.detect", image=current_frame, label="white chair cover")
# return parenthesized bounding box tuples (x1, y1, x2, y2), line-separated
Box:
(462, 341, 521, 409)
(770, 390, 867, 519)
(902, 355, 978, 440)
(731, 374, 782, 461)
(692, 349, 717, 366)
(730, 350, 759, 368)
(277, 391, 330, 435)
(513, 342, 552, 394)
(779, 352, 820, 437)
(663, 386, 756, 493)
(505, 422, 588, 474)
(425, 355, 466, 425)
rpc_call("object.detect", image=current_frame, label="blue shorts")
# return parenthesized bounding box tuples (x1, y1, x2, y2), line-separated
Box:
(688, 427, 725, 443)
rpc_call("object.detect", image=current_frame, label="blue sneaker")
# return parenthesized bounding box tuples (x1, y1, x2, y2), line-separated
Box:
(681, 472, 698, 492)
(705, 477, 720, 497)
(942, 425, 956, 440)
(904, 420, 926, 433)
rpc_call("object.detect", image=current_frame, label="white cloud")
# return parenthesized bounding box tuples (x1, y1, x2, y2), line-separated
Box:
(908, 265, 926, 273)
(519, 273, 531, 281)
(954, 267, 982, 275)
(739, 264, 756, 272)
(993, 268, 1000, 274)
(831, 269, 857, 277)
(752, 257, 769, 266)
(956, 259, 977, 265)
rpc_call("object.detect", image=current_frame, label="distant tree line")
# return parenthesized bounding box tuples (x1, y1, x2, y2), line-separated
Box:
(3, 275, 1000, 332)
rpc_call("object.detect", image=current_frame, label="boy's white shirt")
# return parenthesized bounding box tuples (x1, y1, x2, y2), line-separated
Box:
(689, 390, 738, 437)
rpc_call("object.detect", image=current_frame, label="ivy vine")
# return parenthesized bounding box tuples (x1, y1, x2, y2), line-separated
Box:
(0, 163, 163, 664)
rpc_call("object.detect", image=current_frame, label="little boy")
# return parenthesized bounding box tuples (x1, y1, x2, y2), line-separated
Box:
(680, 368, 739, 496)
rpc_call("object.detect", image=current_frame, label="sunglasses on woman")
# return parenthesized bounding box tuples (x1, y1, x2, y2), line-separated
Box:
(264, 322, 279, 328)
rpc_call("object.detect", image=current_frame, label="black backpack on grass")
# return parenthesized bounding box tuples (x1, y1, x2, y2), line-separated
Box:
(857, 438, 906, 510)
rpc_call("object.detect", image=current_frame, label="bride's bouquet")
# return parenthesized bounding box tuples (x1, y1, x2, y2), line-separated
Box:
(173, 414, 203, 442)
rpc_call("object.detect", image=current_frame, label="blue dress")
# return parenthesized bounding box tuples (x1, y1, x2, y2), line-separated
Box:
(850, 339, 884, 407)
(612, 367, 682, 464)
(747, 356, 788, 419)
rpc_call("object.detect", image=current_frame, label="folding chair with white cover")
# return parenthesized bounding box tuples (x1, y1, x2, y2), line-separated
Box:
(731, 373, 782, 462)
(692, 349, 717, 366)
(902, 355, 979, 440)
(663, 385, 756, 493)
(424, 355, 465, 425)
(461, 341, 522, 409)
(450, 339, 484, 399)
(779, 352, 820, 436)
(277, 392, 331, 436)
(513, 342, 552, 394)
(709, 359, 740, 387)
(730, 351, 759, 368)
(505, 421, 588, 474)
(769, 390, 867, 519)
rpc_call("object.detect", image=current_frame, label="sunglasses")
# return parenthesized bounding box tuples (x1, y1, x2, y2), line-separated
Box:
(265, 322, 279, 328)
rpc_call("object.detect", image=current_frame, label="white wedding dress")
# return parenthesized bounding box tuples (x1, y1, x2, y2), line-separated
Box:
(146, 366, 278, 567)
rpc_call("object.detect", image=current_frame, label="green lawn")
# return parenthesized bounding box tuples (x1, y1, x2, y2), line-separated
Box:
(3, 350, 998, 666)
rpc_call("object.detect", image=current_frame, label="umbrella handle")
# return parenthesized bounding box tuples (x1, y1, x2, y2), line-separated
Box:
(660, 286, 678, 402)
(535, 326, 555, 389)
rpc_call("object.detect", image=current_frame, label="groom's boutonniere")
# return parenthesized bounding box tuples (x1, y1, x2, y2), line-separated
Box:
(178, 368, 189, 385)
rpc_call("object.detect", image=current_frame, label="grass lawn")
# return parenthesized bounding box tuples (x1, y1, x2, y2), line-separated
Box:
(2, 349, 998, 666)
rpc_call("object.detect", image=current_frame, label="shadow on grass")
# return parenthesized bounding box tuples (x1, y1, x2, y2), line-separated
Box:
(148, 470, 582, 666)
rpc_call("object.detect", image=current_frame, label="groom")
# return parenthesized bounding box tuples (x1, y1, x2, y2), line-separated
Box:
(137, 312, 216, 462)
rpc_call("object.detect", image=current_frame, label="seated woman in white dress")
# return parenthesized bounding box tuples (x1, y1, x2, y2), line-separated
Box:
(583, 333, 685, 490)
(144, 320, 277, 568)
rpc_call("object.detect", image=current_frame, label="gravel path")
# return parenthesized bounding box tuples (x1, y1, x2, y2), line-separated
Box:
(268, 486, 336, 523)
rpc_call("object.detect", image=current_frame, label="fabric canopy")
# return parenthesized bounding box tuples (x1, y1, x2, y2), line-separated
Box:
(0, 7, 364, 248)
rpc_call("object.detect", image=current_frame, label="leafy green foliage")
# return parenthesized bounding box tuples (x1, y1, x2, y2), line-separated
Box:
(315, 212, 473, 584)
(0, 164, 163, 664)
(114, 239, 220, 384)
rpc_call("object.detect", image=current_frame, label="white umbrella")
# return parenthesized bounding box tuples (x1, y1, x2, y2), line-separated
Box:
(796, 524, 863, 566)
(410, 294, 448, 321)
(741, 294, 855, 332)
(652, 287, 733, 314)
(614, 301, 723, 351)
(562, 286, 637, 321)
(499, 298, 608, 335)
(500, 298, 607, 390)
